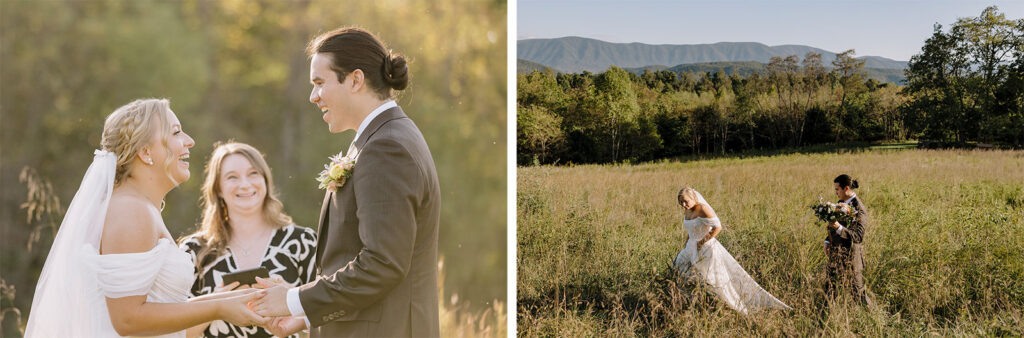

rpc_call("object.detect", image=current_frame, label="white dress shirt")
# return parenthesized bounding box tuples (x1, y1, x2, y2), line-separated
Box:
(286, 100, 398, 329)
(347, 100, 398, 155)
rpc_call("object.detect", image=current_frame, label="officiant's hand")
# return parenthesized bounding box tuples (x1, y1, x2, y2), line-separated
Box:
(251, 278, 291, 317)
(252, 276, 287, 289)
(216, 281, 249, 293)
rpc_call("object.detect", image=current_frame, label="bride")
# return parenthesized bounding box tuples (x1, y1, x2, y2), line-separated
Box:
(25, 99, 268, 337)
(672, 187, 791, 314)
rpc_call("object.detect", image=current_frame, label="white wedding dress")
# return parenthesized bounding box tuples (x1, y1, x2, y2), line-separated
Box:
(673, 216, 791, 314)
(25, 150, 196, 337)
(82, 238, 196, 337)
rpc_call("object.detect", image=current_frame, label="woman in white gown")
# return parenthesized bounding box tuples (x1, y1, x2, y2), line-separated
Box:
(672, 187, 791, 314)
(25, 99, 268, 337)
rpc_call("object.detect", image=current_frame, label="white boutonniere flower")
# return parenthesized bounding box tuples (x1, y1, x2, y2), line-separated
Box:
(317, 151, 355, 191)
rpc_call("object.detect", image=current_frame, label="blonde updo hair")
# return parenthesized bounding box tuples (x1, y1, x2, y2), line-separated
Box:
(677, 187, 698, 208)
(100, 99, 174, 185)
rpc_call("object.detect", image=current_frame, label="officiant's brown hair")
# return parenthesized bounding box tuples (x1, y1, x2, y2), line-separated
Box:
(307, 27, 409, 99)
(183, 142, 293, 279)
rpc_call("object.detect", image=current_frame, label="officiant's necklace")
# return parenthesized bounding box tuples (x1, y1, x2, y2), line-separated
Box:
(230, 227, 272, 257)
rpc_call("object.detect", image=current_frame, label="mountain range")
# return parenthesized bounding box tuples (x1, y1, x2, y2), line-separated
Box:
(518, 36, 908, 74)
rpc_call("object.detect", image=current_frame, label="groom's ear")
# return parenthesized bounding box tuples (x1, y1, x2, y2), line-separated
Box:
(348, 69, 366, 93)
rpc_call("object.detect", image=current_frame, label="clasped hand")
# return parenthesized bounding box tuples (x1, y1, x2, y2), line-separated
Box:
(210, 276, 305, 336)
(244, 276, 307, 336)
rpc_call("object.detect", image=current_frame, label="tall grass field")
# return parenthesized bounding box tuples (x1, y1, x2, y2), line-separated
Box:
(518, 149, 1024, 336)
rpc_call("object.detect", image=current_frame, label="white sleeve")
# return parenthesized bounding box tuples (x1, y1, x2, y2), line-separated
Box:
(286, 287, 306, 316)
(286, 287, 312, 329)
(91, 244, 168, 298)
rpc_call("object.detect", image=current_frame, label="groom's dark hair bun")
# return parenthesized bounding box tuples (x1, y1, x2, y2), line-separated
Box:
(307, 27, 409, 100)
(834, 174, 859, 189)
(382, 53, 409, 90)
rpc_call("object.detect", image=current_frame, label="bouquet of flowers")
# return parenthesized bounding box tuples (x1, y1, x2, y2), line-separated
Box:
(809, 197, 857, 226)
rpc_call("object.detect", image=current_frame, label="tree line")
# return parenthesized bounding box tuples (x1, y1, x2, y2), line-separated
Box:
(518, 6, 1023, 165)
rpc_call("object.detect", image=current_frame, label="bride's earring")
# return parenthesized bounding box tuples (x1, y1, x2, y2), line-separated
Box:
(145, 158, 154, 165)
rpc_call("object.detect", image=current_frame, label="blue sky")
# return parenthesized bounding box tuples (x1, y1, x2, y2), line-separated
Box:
(518, 0, 1024, 61)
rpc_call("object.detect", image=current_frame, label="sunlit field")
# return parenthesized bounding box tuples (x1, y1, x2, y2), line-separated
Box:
(518, 149, 1024, 336)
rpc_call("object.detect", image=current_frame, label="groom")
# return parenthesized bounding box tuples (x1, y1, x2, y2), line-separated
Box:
(823, 174, 873, 306)
(253, 27, 441, 337)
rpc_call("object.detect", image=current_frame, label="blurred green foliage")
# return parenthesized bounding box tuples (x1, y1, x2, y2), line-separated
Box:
(0, 0, 506, 323)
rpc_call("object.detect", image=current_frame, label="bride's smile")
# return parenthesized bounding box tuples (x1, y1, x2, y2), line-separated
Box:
(148, 110, 196, 186)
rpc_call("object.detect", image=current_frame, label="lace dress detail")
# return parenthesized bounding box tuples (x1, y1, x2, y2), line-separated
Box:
(673, 217, 790, 314)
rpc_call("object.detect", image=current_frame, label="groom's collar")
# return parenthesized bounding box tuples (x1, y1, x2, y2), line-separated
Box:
(844, 193, 857, 204)
(352, 100, 397, 143)
(349, 104, 407, 153)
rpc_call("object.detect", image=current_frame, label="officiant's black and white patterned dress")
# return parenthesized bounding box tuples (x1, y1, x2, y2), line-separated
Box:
(181, 224, 317, 338)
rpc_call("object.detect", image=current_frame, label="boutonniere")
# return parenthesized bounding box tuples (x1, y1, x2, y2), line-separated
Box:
(317, 151, 355, 191)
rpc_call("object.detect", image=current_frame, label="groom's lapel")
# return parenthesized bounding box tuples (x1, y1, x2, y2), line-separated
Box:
(314, 190, 333, 269)
(312, 107, 405, 271)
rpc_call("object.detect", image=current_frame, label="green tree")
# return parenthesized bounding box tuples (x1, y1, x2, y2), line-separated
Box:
(518, 71, 568, 164)
(953, 6, 1022, 141)
(594, 66, 640, 162)
(832, 49, 868, 141)
(517, 105, 566, 164)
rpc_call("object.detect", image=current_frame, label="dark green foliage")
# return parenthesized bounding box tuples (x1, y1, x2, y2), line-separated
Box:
(903, 6, 1024, 147)
(519, 57, 908, 164)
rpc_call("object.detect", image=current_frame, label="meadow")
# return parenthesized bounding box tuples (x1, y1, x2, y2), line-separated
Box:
(518, 149, 1024, 336)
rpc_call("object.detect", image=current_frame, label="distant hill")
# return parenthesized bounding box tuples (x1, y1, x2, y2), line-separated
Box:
(517, 59, 562, 74)
(626, 61, 765, 77)
(517, 59, 906, 84)
(518, 36, 908, 74)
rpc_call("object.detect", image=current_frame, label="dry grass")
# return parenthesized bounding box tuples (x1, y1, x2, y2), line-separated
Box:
(518, 149, 1024, 336)
(439, 258, 507, 338)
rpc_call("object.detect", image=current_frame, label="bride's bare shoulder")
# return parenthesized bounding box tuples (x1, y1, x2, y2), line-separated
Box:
(101, 192, 158, 254)
(694, 203, 717, 219)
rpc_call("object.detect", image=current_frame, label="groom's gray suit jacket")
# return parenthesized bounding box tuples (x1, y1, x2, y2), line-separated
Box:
(298, 106, 441, 337)
(825, 196, 871, 303)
